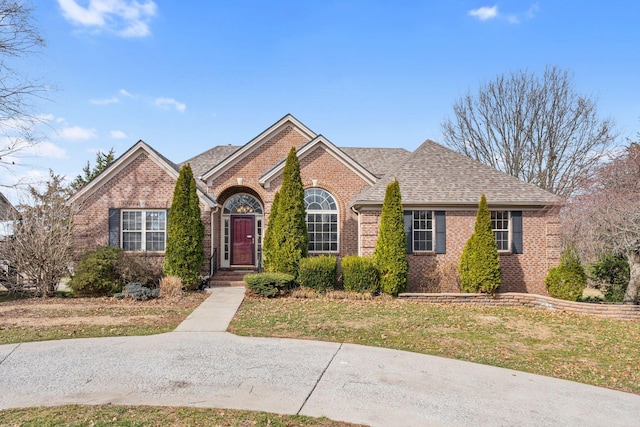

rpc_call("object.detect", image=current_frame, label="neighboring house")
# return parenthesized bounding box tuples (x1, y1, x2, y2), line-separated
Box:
(0, 192, 17, 241)
(68, 114, 563, 294)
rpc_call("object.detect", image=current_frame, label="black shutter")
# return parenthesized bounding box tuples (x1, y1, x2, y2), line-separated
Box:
(108, 208, 120, 247)
(403, 210, 413, 254)
(511, 211, 523, 254)
(435, 211, 446, 254)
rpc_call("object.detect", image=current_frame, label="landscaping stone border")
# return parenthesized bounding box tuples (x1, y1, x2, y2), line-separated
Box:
(398, 292, 640, 321)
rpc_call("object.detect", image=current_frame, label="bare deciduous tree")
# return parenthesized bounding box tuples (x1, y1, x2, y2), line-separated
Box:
(0, 0, 47, 170)
(441, 66, 617, 197)
(1, 171, 73, 297)
(564, 141, 640, 304)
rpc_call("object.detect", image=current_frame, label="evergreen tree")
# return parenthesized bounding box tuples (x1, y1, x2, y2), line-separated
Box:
(264, 147, 308, 275)
(262, 190, 280, 272)
(459, 194, 502, 294)
(373, 179, 409, 296)
(71, 149, 116, 191)
(163, 164, 204, 289)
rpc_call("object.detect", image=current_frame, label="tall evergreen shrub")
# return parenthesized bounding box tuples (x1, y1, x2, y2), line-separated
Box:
(163, 164, 205, 289)
(373, 179, 409, 296)
(263, 147, 308, 276)
(459, 194, 502, 294)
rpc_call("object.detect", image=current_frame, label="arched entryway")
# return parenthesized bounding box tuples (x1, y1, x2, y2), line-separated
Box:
(220, 192, 264, 268)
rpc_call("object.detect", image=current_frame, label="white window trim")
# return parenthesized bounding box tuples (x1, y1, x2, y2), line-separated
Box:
(305, 188, 340, 254)
(412, 210, 435, 253)
(491, 210, 511, 253)
(121, 209, 167, 252)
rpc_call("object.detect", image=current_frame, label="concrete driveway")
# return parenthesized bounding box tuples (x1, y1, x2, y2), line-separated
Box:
(1, 288, 639, 426)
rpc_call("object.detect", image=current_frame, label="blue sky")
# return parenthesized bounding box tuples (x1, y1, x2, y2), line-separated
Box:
(3, 1, 640, 201)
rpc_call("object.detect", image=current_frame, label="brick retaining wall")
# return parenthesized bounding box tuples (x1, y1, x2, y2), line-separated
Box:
(398, 292, 640, 321)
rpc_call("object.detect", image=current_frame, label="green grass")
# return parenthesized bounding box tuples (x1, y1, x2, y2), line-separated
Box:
(229, 296, 640, 394)
(0, 404, 363, 426)
(0, 324, 177, 344)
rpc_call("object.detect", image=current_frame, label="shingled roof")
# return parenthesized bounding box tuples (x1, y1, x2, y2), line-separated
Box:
(353, 140, 563, 208)
(180, 145, 240, 179)
(340, 147, 410, 178)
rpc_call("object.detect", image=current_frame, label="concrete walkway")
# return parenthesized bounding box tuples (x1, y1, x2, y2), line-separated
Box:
(175, 286, 246, 332)
(1, 289, 639, 426)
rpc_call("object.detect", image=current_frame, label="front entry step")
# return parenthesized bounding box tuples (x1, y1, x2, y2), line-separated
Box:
(208, 270, 255, 287)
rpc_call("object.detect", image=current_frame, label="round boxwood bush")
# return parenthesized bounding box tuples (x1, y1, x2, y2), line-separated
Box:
(545, 246, 587, 301)
(70, 246, 122, 296)
(297, 255, 337, 293)
(342, 255, 379, 293)
(244, 272, 295, 297)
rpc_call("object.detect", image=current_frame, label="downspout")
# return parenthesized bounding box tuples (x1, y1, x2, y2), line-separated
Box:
(351, 205, 361, 257)
(210, 205, 219, 276)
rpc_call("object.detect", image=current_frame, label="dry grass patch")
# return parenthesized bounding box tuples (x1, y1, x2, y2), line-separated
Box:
(0, 404, 364, 426)
(229, 297, 640, 394)
(0, 292, 208, 344)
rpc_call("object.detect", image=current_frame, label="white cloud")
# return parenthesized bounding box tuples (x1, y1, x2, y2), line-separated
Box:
(30, 141, 68, 159)
(90, 96, 119, 105)
(154, 97, 186, 112)
(468, 5, 498, 21)
(57, 0, 158, 38)
(119, 88, 134, 97)
(58, 126, 98, 141)
(468, 3, 539, 24)
(110, 130, 127, 139)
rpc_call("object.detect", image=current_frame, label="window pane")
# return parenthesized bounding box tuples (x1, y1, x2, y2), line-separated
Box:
(123, 211, 142, 231)
(146, 232, 165, 251)
(122, 231, 142, 251)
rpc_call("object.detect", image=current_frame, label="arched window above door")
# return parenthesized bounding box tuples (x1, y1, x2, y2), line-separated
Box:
(223, 194, 263, 214)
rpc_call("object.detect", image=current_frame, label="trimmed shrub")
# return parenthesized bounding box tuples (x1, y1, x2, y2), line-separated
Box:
(160, 275, 184, 298)
(114, 282, 160, 301)
(545, 245, 587, 301)
(116, 253, 162, 288)
(70, 246, 122, 296)
(297, 256, 337, 293)
(244, 272, 295, 297)
(342, 255, 379, 293)
(589, 254, 630, 303)
(459, 194, 502, 294)
(373, 179, 409, 296)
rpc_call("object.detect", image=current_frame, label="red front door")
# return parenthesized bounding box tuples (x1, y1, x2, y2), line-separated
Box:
(231, 216, 255, 265)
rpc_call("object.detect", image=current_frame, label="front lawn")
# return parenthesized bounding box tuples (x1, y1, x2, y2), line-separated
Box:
(229, 295, 640, 394)
(0, 404, 363, 426)
(0, 292, 208, 344)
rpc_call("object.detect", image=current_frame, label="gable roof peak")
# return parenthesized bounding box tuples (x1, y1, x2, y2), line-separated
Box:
(200, 113, 318, 183)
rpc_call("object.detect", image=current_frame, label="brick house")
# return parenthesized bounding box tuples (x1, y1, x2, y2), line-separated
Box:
(68, 114, 563, 294)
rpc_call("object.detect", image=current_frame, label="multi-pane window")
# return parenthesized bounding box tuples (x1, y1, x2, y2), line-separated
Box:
(304, 188, 338, 253)
(413, 210, 433, 251)
(491, 211, 510, 251)
(122, 210, 166, 252)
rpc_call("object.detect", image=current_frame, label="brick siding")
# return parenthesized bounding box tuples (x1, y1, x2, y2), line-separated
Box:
(361, 208, 561, 295)
(72, 152, 212, 274)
